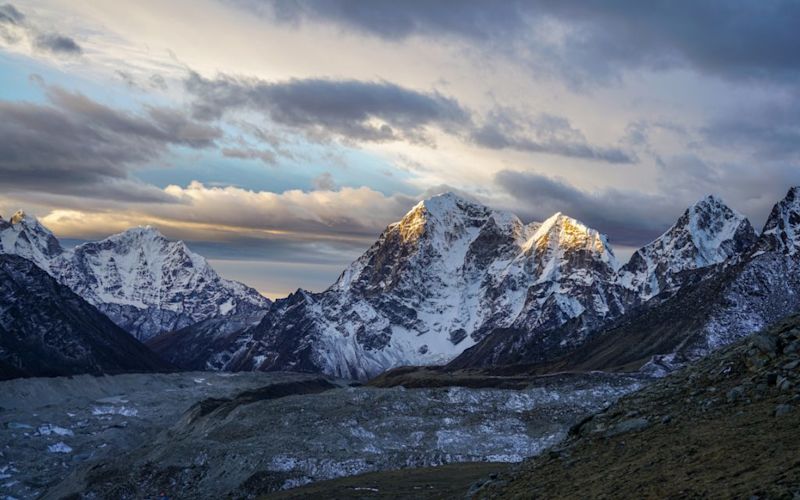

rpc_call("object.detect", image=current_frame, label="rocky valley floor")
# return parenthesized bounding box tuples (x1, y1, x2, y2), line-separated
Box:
(0, 370, 641, 499)
(266, 315, 800, 499)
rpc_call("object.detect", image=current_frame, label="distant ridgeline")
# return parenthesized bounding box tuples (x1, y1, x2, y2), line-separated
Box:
(3, 187, 800, 380)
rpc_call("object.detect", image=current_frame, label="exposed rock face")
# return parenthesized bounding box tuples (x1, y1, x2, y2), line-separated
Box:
(0, 214, 269, 340)
(0, 254, 171, 379)
(156, 192, 759, 380)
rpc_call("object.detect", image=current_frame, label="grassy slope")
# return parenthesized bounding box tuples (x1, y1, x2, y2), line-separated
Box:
(478, 314, 800, 499)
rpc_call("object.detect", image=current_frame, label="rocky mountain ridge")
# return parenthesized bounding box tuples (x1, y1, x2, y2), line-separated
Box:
(151, 191, 762, 379)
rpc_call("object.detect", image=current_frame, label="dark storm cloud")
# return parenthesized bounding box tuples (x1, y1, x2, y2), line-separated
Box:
(0, 3, 83, 56)
(0, 84, 221, 201)
(0, 3, 23, 25)
(239, 0, 800, 84)
(261, 0, 529, 41)
(703, 97, 800, 161)
(187, 72, 633, 163)
(471, 110, 635, 164)
(185, 72, 469, 144)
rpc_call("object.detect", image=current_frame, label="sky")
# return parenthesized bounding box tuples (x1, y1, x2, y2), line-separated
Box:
(1, 1, 800, 298)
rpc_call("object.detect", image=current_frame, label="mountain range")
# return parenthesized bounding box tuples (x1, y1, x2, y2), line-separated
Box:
(148, 190, 786, 380)
(2, 188, 799, 381)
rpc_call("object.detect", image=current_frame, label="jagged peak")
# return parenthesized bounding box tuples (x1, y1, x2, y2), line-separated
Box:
(526, 212, 616, 262)
(758, 186, 800, 255)
(393, 192, 520, 244)
(685, 194, 746, 221)
(769, 186, 800, 214)
(98, 224, 170, 244)
(409, 191, 487, 219)
(632, 195, 752, 260)
(77, 225, 206, 267)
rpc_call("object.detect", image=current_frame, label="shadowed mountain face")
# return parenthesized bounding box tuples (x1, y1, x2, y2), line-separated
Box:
(150, 191, 762, 380)
(0, 213, 269, 340)
(0, 254, 171, 380)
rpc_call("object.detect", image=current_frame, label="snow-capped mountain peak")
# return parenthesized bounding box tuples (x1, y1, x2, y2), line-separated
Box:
(618, 194, 757, 300)
(526, 212, 616, 263)
(204, 195, 629, 379)
(0, 214, 270, 340)
(758, 186, 800, 255)
(0, 209, 64, 269)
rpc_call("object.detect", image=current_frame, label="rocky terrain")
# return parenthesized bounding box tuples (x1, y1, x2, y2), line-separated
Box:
(0, 371, 341, 500)
(0, 212, 269, 340)
(32, 372, 641, 499)
(0, 254, 170, 379)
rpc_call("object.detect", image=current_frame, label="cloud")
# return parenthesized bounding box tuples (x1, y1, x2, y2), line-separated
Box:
(470, 109, 635, 163)
(186, 71, 631, 163)
(0, 83, 221, 201)
(0, 3, 23, 25)
(33, 33, 81, 55)
(116, 70, 170, 92)
(19, 182, 416, 249)
(703, 96, 800, 161)
(243, 0, 800, 85)
(221, 147, 277, 165)
(0, 3, 82, 57)
(185, 71, 469, 144)
(258, 0, 530, 42)
(312, 172, 337, 191)
(157, 182, 415, 238)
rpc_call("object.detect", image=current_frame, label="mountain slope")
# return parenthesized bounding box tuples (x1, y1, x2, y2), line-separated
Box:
(0, 213, 270, 340)
(0, 254, 171, 380)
